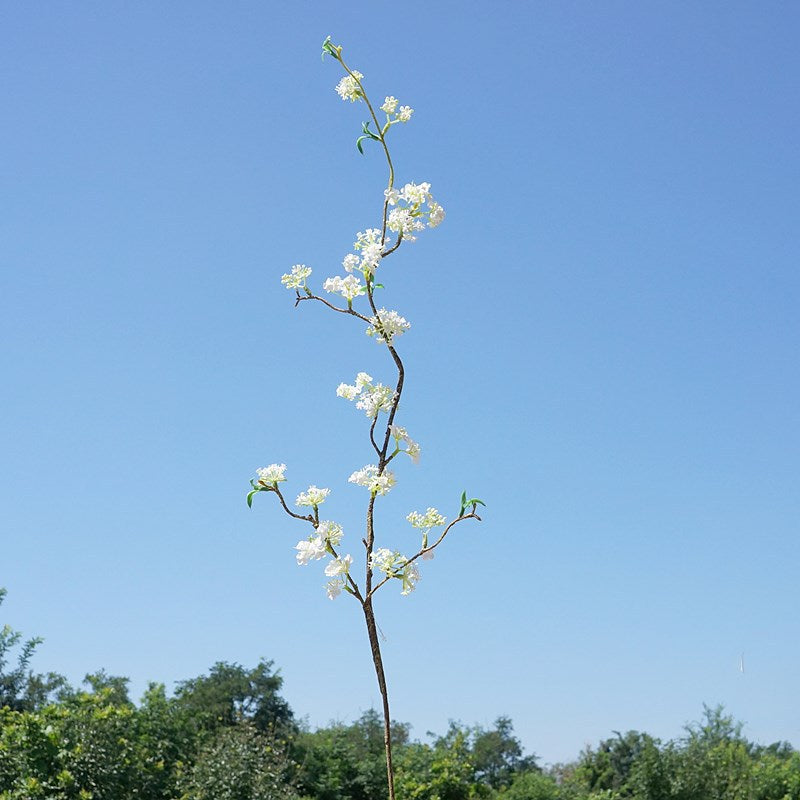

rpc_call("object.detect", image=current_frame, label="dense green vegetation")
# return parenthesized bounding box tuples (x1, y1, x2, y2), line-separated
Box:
(1, 591, 798, 799)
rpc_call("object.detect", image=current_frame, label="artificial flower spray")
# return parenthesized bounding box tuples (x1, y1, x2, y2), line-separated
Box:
(249, 38, 484, 800)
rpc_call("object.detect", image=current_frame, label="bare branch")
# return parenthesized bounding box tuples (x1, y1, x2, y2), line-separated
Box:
(381, 233, 403, 259)
(272, 486, 316, 525)
(369, 415, 381, 457)
(295, 292, 372, 323)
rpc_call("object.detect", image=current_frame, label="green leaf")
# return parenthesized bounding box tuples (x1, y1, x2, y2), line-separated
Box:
(468, 498, 486, 507)
(321, 36, 337, 61)
(246, 489, 259, 508)
(361, 121, 381, 141)
(356, 135, 367, 154)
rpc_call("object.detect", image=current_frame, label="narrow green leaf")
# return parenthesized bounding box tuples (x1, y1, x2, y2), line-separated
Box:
(247, 489, 259, 508)
(356, 136, 367, 154)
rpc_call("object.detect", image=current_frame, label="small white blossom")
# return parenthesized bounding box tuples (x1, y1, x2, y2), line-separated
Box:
(323, 274, 364, 301)
(281, 264, 312, 290)
(349, 465, 396, 495)
(400, 562, 420, 595)
(400, 182, 432, 207)
(397, 105, 413, 122)
(407, 507, 447, 531)
(255, 463, 286, 485)
(369, 549, 420, 595)
(326, 574, 347, 600)
(384, 187, 400, 205)
(295, 536, 326, 566)
(296, 485, 330, 507)
(337, 373, 393, 418)
(317, 520, 343, 547)
(355, 383, 395, 418)
(351, 229, 383, 275)
(324, 554, 352, 577)
(342, 253, 361, 273)
(370, 547, 403, 575)
(387, 207, 425, 241)
(367, 309, 411, 343)
(355, 372, 373, 388)
(390, 425, 421, 463)
(355, 228, 381, 250)
(335, 71, 364, 102)
(361, 243, 382, 274)
(336, 382, 358, 400)
(381, 96, 399, 114)
(428, 202, 446, 228)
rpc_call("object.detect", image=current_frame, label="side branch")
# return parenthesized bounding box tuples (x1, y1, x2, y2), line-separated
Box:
(326, 541, 364, 602)
(366, 512, 482, 599)
(272, 486, 316, 525)
(295, 292, 372, 323)
(381, 233, 403, 259)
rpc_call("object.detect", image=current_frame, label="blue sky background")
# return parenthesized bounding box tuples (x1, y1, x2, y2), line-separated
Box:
(2, 1, 798, 764)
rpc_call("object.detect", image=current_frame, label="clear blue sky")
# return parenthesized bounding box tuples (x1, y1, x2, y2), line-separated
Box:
(2, 1, 798, 764)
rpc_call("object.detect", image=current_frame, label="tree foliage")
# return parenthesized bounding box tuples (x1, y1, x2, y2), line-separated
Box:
(1, 590, 798, 800)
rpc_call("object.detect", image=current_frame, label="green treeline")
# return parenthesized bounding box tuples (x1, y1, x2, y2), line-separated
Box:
(2, 591, 798, 800)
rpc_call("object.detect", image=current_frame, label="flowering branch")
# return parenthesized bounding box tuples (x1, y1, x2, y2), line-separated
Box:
(250, 38, 483, 800)
(366, 509, 482, 600)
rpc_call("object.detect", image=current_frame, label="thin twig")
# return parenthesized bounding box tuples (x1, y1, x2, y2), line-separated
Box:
(366, 513, 480, 599)
(295, 293, 371, 323)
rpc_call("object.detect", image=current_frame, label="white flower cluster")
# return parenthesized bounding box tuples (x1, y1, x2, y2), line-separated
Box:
(380, 96, 414, 123)
(370, 547, 404, 574)
(384, 183, 445, 238)
(349, 464, 396, 495)
(407, 507, 447, 531)
(390, 425, 421, 463)
(255, 463, 287, 485)
(295, 485, 330, 508)
(294, 521, 351, 600)
(407, 507, 446, 559)
(343, 228, 382, 277)
(387, 207, 425, 240)
(336, 372, 395, 418)
(294, 521, 343, 566)
(366, 308, 410, 343)
(281, 264, 312, 290)
(335, 71, 364, 102)
(370, 548, 420, 595)
(323, 274, 364, 302)
(324, 554, 353, 599)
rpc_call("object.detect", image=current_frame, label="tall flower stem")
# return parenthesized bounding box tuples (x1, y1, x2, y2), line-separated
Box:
(362, 597, 396, 800)
(258, 40, 483, 800)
